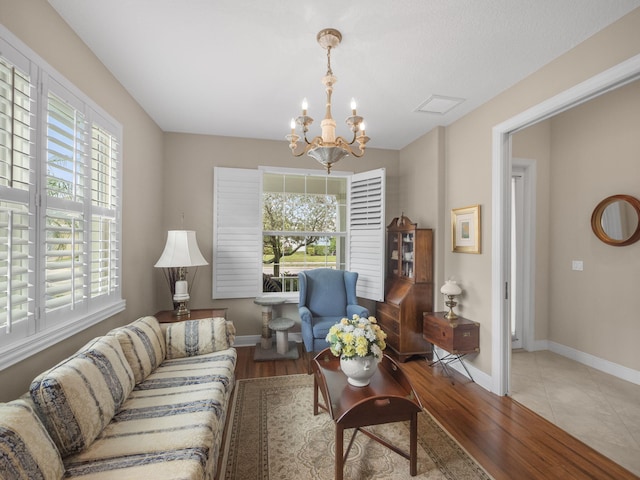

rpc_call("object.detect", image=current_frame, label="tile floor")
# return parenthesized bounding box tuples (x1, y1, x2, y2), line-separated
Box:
(510, 350, 640, 477)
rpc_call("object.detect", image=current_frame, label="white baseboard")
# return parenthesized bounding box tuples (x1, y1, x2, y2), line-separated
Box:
(529, 340, 640, 386)
(431, 347, 493, 391)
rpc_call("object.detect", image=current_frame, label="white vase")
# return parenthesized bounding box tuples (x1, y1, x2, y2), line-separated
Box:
(340, 355, 378, 387)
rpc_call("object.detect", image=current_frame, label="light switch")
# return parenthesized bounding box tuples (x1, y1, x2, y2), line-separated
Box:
(572, 260, 584, 271)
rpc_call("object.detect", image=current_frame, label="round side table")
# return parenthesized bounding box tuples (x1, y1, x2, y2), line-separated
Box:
(268, 317, 295, 355)
(253, 297, 286, 349)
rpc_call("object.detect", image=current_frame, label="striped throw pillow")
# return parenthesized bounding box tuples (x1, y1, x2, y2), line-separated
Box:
(165, 317, 229, 359)
(109, 316, 166, 384)
(0, 399, 64, 480)
(30, 335, 135, 457)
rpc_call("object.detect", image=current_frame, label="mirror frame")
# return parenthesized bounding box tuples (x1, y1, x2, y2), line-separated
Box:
(591, 194, 640, 246)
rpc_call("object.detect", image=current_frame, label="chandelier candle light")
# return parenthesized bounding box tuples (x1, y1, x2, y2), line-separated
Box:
(441, 280, 462, 320)
(286, 28, 369, 174)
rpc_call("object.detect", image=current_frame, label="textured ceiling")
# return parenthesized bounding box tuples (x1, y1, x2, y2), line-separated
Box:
(48, 0, 640, 150)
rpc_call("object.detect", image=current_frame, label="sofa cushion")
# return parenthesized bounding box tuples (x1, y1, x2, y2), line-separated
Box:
(109, 316, 166, 384)
(165, 317, 230, 359)
(0, 399, 65, 480)
(30, 335, 135, 457)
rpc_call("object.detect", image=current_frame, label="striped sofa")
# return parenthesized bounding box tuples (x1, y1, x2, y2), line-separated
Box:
(0, 315, 237, 480)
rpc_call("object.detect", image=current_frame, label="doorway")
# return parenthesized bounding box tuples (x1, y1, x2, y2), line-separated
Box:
(491, 53, 640, 396)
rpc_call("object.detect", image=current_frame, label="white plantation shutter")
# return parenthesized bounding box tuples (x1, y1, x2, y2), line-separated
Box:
(89, 124, 120, 300)
(349, 168, 385, 301)
(0, 25, 124, 369)
(212, 167, 261, 299)
(43, 87, 89, 317)
(0, 202, 35, 342)
(0, 44, 36, 345)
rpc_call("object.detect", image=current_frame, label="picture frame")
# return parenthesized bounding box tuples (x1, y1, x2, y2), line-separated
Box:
(451, 204, 481, 253)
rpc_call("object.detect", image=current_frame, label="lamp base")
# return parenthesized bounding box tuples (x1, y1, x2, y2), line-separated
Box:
(175, 301, 190, 318)
(444, 296, 458, 320)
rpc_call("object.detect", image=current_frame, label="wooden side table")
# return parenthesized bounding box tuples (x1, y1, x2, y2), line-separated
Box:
(422, 312, 479, 381)
(154, 308, 228, 323)
(312, 348, 422, 480)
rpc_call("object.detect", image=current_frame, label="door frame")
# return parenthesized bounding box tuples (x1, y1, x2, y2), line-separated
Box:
(491, 53, 640, 396)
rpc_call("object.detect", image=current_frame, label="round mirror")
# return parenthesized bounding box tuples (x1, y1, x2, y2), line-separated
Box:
(591, 194, 640, 246)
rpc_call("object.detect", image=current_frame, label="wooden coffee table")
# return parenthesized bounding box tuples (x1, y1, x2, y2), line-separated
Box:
(312, 348, 423, 480)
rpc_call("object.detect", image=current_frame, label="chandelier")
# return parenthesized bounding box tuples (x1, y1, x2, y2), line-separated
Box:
(286, 28, 369, 174)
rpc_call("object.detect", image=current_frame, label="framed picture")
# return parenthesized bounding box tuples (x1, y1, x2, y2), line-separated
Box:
(451, 205, 481, 253)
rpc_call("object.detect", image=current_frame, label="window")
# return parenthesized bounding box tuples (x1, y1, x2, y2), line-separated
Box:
(213, 166, 385, 301)
(0, 27, 123, 369)
(262, 173, 347, 294)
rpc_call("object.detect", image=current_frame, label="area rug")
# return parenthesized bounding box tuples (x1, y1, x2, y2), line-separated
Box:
(222, 374, 493, 480)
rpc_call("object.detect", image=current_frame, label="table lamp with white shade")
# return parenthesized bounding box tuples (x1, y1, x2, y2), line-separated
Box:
(441, 280, 462, 320)
(155, 230, 208, 318)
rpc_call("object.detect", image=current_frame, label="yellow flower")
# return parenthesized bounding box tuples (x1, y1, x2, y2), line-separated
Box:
(355, 343, 368, 357)
(342, 344, 355, 357)
(342, 332, 354, 346)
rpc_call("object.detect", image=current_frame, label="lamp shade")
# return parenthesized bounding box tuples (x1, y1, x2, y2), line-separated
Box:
(154, 230, 208, 268)
(440, 280, 462, 296)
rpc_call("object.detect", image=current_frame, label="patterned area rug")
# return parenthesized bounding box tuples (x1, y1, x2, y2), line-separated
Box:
(222, 374, 493, 480)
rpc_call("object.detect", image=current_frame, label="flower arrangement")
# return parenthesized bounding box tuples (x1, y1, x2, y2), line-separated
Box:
(326, 314, 387, 360)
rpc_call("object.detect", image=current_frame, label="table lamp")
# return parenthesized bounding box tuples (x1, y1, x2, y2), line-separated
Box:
(441, 280, 462, 320)
(155, 230, 208, 317)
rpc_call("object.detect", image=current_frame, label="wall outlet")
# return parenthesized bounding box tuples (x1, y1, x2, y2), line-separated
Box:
(572, 260, 584, 271)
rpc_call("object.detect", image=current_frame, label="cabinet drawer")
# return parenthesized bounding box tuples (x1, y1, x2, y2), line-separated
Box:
(376, 306, 399, 335)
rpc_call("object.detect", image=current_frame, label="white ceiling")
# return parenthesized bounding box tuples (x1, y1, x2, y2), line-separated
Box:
(48, 0, 640, 151)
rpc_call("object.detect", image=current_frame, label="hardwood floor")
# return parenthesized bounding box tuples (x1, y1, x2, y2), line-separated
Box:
(234, 345, 638, 480)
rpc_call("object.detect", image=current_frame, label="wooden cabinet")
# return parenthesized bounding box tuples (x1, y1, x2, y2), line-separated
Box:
(377, 215, 434, 362)
(422, 312, 479, 355)
(154, 308, 228, 323)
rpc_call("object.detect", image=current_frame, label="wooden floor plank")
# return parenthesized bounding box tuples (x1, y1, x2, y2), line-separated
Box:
(234, 344, 637, 480)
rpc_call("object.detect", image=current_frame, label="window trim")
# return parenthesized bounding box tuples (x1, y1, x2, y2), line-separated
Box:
(0, 24, 124, 371)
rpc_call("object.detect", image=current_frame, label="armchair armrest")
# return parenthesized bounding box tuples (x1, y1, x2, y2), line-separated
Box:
(346, 304, 369, 319)
(299, 306, 313, 325)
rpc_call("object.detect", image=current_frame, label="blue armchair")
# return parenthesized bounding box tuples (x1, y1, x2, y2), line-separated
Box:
(298, 268, 369, 353)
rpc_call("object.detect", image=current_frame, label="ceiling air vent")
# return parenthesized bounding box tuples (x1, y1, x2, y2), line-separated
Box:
(414, 95, 465, 115)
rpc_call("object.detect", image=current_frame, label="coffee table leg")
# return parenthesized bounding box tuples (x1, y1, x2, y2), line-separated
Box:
(410, 412, 417, 476)
(335, 424, 344, 480)
(313, 375, 319, 416)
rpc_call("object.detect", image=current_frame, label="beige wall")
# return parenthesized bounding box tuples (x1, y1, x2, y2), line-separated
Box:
(443, 8, 640, 375)
(0, 0, 164, 401)
(159, 133, 399, 336)
(398, 126, 446, 306)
